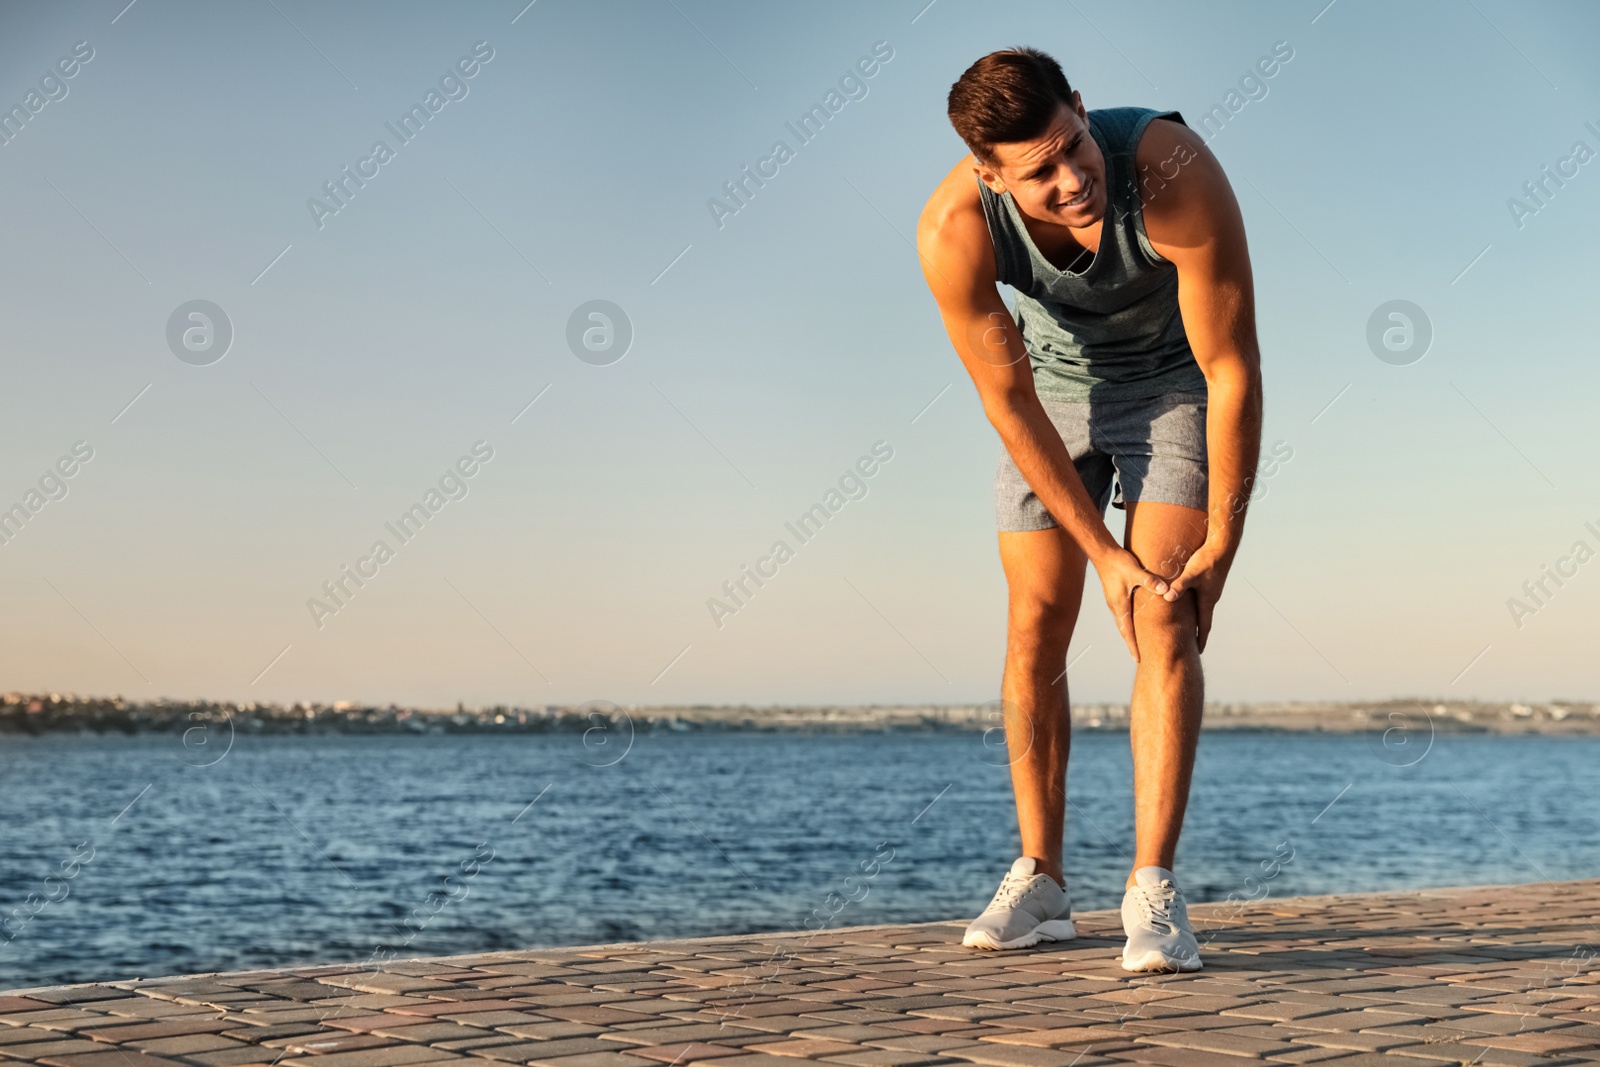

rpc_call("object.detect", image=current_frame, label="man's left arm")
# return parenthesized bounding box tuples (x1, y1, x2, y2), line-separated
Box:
(1141, 120, 1263, 650)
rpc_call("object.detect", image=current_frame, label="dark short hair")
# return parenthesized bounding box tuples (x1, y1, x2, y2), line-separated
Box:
(946, 47, 1075, 162)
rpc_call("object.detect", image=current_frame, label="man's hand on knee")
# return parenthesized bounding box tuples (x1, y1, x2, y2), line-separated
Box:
(1162, 546, 1232, 652)
(1092, 547, 1172, 662)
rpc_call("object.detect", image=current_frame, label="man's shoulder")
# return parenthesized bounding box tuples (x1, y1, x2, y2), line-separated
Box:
(1131, 117, 1242, 261)
(919, 154, 983, 230)
(1133, 112, 1205, 171)
(916, 155, 995, 278)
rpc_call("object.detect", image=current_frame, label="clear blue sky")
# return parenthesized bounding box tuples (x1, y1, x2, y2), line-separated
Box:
(1, 0, 1596, 709)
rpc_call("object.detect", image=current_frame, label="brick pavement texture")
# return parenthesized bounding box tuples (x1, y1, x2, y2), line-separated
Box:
(3, 881, 1598, 1067)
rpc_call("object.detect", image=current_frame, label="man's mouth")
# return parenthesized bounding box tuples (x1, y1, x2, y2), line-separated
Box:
(1061, 179, 1093, 209)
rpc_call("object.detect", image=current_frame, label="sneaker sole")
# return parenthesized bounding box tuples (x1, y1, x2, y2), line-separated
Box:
(962, 918, 1077, 950)
(1120, 948, 1203, 973)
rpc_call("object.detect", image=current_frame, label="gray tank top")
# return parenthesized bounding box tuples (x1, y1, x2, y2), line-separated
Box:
(977, 106, 1206, 402)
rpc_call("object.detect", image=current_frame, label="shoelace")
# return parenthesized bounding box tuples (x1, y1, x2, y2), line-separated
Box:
(987, 872, 1036, 910)
(1127, 880, 1180, 935)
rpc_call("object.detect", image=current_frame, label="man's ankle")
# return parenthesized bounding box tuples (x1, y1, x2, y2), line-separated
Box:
(1125, 862, 1176, 889)
(1029, 858, 1065, 887)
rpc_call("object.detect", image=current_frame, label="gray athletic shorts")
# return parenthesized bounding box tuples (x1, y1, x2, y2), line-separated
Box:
(995, 390, 1209, 531)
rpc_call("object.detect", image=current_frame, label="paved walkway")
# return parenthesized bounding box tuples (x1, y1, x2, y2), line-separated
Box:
(3, 881, 1598, 1067)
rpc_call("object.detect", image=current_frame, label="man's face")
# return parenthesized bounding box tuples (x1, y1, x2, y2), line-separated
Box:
(976, 95, 1107, 228)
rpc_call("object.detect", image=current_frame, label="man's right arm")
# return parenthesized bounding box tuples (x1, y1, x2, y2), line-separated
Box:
(914, 174, 1170, 660)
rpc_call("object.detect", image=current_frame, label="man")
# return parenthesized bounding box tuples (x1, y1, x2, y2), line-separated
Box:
(916, 48, 1261, 972)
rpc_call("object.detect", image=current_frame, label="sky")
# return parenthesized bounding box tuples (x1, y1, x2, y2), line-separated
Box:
(0, 0, 1597, 711)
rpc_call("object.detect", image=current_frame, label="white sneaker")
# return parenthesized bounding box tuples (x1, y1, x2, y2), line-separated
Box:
(1120, 865, 1202, 972)
(962, 857, 1075, 950)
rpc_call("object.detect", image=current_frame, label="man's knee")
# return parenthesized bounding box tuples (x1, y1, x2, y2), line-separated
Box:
(1132, 594, 1199, 663)
(1007, 591, 1078, 660)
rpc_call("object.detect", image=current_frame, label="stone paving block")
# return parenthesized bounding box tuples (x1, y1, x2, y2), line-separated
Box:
(518, 995, 651, 1010)
(600, 1025, 768, 1047)
(493, 1020, 613, 1040)
(275, 1045, 457, 1067)
(0, 1028, 72, 1047)
(224, 1006, 340, 1023)
(1078, 1003, 1214, 1023)
(932, 1044, 1097, 1067)
(319, 1013, 428, 1033)
(871, 1020, 985, 1037)
(15, 990, 129, 1006)
(479, 1037, 621, 1058)
(522, 1053, 655, 1067)
(1103, 1017, 1240, 1036)
(434, 1035, 532, 1053)
(239, 980, 350, 1002)
(904, 1008, 1027, 1025)
(1464, 1030, 1600, 1053)
(1358, 1021, 1499, 1043)
(1285, 1009, 1439, 1034)
(98, 1000, 221, 1020)
(746, 1038, 865, 1058)
(820, 1053, 961, 1067)
(375, 1022, 501, 1044)
(1296, 1057, 1470, 1067)
(1297, 1029, 1424, 1053)
(182, 1046, 286, 1066)
(34, 1054, 192, 1067)
(1133, 1028, 1310, 1057)
(979, 1012, 1106, 1031)
(1196, 1023, 1322, 1043)
(705, 1003, 824, 1021)
(1108, 1049, 1284, 1067)
(459, 1042, 580, 1063)
(1217, 1001, 1340, 1023)
(218, 1021, 330, 1041)
(534, 1008, 661, 1027)
(1021, 982, 1126, 997)
(798, 1012, 927, 1028)
(1147, 995, 1265, 1015)
(76, 1017, 234, 1042)
(726, 1018, 856, 1037)
(1, 1039, 112, 1059)
(865, 1035, 998, 1054)
(1081, 990, 1187, 1008)
(0, 1010, 112, 1030)
(628, 1043, 748, 1063)
(272, 1033, 399, 1054)
(1436, 1011, 1577, 1034)
(296, 993, 411, 1008)
(1260, 1048, 1354, 1064)
(318, 975, 459, 996)
(975, 1027, 1133, 1049)
(786, 1027, 914, 1044)
(390, 1001, 539, 1018)
(860, 1000, 965, 1014)
(129, 1034, 246, 1055)
(1386, 1040, 1580, 1065)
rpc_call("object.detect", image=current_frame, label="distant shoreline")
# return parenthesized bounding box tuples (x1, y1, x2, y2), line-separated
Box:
(3, 692, 1596, 737)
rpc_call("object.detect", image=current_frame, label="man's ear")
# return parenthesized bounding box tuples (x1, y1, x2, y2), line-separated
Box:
(1071, 89, 1087, 123)
(972, 157, 1006, 194)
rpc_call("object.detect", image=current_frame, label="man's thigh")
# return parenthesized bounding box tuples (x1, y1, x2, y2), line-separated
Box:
(1123, 500, 1208, 635)
(998, 527, 1090, 647)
